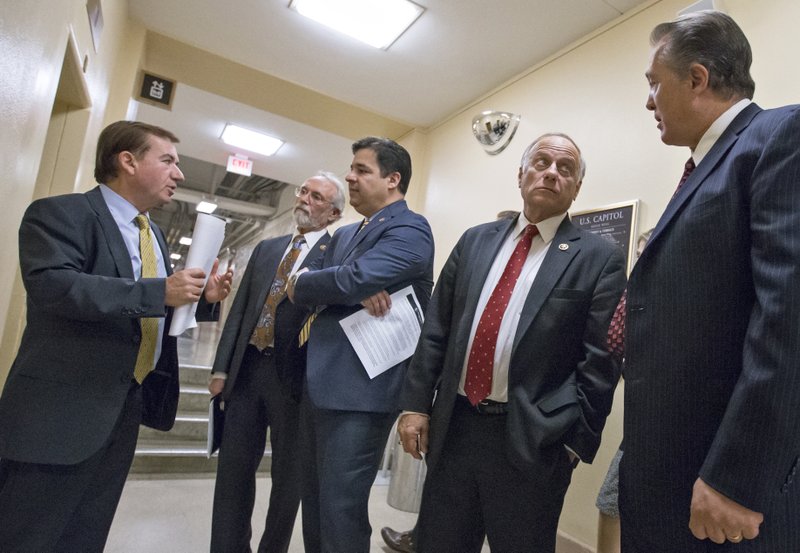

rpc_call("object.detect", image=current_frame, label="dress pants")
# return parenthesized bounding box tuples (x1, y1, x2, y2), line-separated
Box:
(0, 381, 142, 553)
(416, 396, 574, 553)
(299, 386, 396, 553)
(211, 345, 301, 553)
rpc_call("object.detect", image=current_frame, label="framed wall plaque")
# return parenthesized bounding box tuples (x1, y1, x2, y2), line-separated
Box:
(571, 200, 639, 274)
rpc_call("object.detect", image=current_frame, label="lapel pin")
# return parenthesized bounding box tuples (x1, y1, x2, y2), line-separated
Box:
(378, 217, 386, 222)
(320, 245, 327, 251)
(558, 243, 569, 251)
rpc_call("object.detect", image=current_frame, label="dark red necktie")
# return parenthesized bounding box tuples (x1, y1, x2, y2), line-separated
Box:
(606, 157, 695, 362)
(672, 157, 696, 199)
(464, 224, 539, 405)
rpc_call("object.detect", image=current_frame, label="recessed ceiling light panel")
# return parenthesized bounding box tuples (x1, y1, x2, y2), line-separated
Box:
(221, 124, 284, 156)
(289, 0, 424, 50)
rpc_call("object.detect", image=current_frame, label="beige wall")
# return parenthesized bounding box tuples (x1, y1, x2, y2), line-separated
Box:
(0, 0, 146, 381)
(416, 0, 800, 547)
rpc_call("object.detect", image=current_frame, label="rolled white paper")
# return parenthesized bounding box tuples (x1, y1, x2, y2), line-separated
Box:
(169, 213, 227, 336)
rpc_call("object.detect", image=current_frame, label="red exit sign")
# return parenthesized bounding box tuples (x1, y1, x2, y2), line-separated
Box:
(226, 155, 253, 176)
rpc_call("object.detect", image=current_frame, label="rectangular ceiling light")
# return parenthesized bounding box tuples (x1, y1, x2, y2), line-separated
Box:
(221, 124, 284, 156)
(179, 236, 193, 246)
(196, 200, 218, 214)
(288, 0, 424, 50)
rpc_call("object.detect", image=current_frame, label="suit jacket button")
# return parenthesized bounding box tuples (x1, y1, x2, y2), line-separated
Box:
(121, 374, 130, 384)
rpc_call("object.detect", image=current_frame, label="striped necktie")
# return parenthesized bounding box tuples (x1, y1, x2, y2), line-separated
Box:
(134, 214, 159, 384)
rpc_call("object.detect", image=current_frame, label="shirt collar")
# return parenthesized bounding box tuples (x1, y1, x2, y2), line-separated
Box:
(99, 184, 144, 226)
(693, 98, 751, 165)
(515, 212, 566, 245)
(298, 227, 328, 249)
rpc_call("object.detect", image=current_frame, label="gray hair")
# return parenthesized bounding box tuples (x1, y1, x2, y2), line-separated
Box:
(650, 11, 755, 100)
(315, 170, 346, 212)
(520, 133, 586, 180)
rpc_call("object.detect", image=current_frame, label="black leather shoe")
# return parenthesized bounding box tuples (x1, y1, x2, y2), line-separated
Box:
(380, 526, 416, 553)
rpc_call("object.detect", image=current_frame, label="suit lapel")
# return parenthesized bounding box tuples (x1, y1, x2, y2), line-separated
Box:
(644, 103, 761, 258)
(453, 220, 515, 359)
(300, 232, 331, 270)
(512, 218, 581, 355)
(151, 222, 172, 276)
(340, 200, 406, 262)
(86, 187, 135, 280)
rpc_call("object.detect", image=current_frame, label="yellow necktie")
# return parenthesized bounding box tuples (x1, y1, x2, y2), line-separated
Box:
(134, 214, 159, 384)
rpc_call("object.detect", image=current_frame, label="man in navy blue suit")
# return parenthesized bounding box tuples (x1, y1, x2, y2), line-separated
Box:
(620, 11, 800, 552)
(208, 172, 344, 553)
(288, 137, 434, 553)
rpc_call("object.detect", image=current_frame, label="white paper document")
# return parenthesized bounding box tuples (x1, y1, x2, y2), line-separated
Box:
(339, 285, 425, 379)
(169, 213, 227, 336)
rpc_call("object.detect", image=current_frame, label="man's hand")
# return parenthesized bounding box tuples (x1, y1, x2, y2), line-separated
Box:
(361, 290, 391, 317)
(689, 478, 763, 544)
(165, 268, 206, 307)
(208, 376, 225, 396)
(398, 413, 429, 460)
(203, 258, 234, 303)
(287, 268, 308, 303)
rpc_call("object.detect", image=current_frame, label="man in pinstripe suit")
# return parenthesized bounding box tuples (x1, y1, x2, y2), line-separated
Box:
(620, 11, 800, 552)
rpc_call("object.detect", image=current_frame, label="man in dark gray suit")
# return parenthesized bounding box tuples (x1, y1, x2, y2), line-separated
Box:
(208, 172, 344, 553)
(399, 133, 626, 552)
(0, 121, 232, 552)
(619, 11, 800, 552)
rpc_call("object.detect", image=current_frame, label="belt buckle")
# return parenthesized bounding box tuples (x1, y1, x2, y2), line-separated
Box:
(476, 399, 507, 415)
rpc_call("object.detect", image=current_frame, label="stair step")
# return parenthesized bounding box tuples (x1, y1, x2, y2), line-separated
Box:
(180, 363, 213, 386)
(139, 411, 213, 441)
(178, 384, 212, 411)
(132, 440, 272, 474)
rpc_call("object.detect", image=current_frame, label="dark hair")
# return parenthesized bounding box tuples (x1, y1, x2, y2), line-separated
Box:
(351, 137, 412, 194)
(520, 132, 586, 180)
(650, 11, 755, 100)
(94, 121, 180, 183)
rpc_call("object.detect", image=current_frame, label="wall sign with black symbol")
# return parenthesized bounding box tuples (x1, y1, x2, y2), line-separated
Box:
(138, 72, 176, 109)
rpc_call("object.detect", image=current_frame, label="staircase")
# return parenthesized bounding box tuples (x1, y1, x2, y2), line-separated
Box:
(130, 325, 271, 475)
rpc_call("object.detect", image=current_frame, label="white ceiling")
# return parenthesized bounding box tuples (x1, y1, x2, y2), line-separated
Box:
(130, 0, 652, 128)
(129, 0, 656, 198)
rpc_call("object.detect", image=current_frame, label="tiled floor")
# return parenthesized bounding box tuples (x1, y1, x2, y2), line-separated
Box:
(106, 475, 420, 552)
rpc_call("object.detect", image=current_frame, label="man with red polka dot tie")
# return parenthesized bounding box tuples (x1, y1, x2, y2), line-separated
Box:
(397, 133, 626, 553)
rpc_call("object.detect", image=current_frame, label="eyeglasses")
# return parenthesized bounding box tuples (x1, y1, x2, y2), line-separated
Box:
(295, 186, 333, 206)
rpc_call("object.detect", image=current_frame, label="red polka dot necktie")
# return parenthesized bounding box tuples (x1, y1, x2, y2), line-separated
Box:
(606, 157, 695, 363)
(464, 224, 539, 405)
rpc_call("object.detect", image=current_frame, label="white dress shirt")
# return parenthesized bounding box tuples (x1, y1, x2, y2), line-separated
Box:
(458, 212, 567, 402)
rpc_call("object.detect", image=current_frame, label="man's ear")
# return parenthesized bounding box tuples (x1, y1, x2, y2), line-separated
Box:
(386, 171, 401, 190)
(688, 62, 710, 93)
(118, 151, 137, 176)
